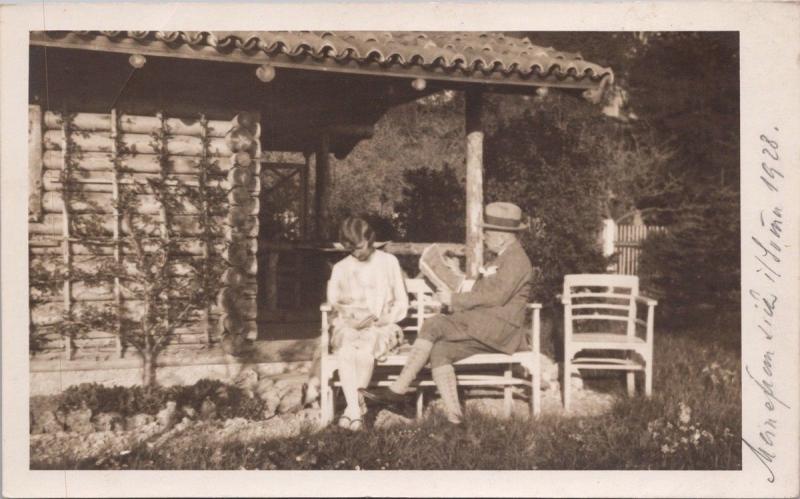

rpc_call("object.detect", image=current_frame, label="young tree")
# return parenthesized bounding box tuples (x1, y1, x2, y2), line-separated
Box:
(30, 113, 226, 385)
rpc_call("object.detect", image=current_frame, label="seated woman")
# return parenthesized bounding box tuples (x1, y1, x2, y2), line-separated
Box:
(324, 217, 409, 430)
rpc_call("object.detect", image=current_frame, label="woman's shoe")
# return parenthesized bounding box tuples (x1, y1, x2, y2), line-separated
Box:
(337, 415, 363, 431)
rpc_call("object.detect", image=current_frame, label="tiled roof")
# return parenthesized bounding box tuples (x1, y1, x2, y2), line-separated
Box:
(36, 31, 612, 91)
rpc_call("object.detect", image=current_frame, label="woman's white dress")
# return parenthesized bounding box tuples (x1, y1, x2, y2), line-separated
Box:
(327, 249, 409, 360)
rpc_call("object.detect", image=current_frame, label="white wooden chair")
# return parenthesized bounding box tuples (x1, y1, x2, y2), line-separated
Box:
(319, 278, 542, 426)
(561, 274, 657, 411)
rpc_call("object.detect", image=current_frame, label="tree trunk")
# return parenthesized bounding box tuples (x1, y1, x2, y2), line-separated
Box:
(465, 89, 484, 278)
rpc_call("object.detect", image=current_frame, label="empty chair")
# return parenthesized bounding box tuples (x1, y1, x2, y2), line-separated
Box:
(561, 274, 657, 411)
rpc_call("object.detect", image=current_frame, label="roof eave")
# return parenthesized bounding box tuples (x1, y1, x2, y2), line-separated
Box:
(30, 31, 611, 94)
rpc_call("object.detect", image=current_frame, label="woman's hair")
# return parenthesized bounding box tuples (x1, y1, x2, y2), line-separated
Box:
(339, 216, 375, 249)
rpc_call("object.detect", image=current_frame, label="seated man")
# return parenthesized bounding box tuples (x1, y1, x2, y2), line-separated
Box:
(361, 202, 533, 424)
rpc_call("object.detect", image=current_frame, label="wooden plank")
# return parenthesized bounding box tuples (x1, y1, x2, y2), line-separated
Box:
(43, 110, 231, 137)
(43, 130, 232, 157)
(465, 89, 484, 278)
(43, 151, 232, 174)
(29, 105, 44, 222)
(61, 119, 73, 361)
(110, 109, 123, 358)
(200, 114, 212, 345)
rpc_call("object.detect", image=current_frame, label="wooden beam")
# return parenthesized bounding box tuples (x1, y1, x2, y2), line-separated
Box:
(314, 133, 331, 241)
(323, 124, 374, 138)
(465, 89, 484, 278)
(257, 240, 465, 256)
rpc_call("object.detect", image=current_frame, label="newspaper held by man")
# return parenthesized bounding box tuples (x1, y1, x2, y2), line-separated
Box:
(419, 244, 474, 293)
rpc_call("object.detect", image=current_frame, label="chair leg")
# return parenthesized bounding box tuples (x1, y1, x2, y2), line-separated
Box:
(532, 358, 541, 417)
(503, 368, 513, 418)
(416, 389, 424, 419)
(321, 383, 334, 426)
(563, 354, 571, 411)
(319, 360, 335, 426)
(626, 371, 636, 397)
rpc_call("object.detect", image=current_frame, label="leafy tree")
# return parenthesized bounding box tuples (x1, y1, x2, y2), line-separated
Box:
(484, 99, 609, 303)
(395, 164, 465, 242)
(638, 186, 740, 322)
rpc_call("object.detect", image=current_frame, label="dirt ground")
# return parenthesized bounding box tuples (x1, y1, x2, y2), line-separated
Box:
(30, 381, 619, 468)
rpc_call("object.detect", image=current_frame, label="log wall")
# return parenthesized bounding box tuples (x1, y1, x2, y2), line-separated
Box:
(28, 107, 261, 360)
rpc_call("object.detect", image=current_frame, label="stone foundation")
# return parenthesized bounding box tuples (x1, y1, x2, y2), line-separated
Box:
(30, 339, 316, 395)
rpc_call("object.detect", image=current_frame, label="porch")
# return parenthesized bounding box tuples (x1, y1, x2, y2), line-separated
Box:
(27, 30, 612, 382)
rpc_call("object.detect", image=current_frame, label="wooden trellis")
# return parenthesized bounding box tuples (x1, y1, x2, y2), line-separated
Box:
(28, 107, 256, 359)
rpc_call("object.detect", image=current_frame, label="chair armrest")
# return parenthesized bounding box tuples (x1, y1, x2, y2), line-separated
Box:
(635, 295, 658, 307)
(320, 303, 333, 313)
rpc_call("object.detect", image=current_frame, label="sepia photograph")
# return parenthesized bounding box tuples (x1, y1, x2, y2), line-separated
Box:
(24, 27, 743, 470)
(2, 2, 798, 497)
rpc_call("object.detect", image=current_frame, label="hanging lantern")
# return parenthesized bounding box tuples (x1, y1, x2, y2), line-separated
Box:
(128, 54, 146, 69)
(411, 78, 427, 91)
(256, 64, 276, 82)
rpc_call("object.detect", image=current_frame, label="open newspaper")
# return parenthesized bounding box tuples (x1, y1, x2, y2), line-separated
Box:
(419, 244, 466, 293)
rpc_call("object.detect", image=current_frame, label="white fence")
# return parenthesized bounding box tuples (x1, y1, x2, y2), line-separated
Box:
(613, 224, 666, 275)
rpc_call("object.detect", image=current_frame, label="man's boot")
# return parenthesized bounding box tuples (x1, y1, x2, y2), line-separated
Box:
(432, 364, 463, 425)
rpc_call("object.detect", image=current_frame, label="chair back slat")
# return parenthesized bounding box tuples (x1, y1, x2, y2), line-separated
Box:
(564, 274, 639, 296)
(570, 313, 632, 323)
(563, 274, 639, 338)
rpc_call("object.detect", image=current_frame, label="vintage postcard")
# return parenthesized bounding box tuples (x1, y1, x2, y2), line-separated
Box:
(1, 1, 798, 497)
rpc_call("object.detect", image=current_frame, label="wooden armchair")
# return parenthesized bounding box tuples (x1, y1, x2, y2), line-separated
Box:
(319, 278, 543, 426)
(561, 274, 657, 411)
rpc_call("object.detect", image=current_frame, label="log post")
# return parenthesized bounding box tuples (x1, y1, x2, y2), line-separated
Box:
(29, 105, 43, 222)
(465, 89, 484, 278)
(301, 152, 310, 239)
(314, 133, 331, 241)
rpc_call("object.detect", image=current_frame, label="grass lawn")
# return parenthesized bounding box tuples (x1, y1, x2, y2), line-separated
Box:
(34, 317, 741, 470)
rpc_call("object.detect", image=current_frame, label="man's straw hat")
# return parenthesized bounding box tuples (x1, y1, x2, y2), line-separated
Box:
(479, 202, 528, 231)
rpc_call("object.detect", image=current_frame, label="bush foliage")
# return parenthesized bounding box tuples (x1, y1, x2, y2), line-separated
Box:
(57, 379, 266, 421)
(639, 187, 740, 320)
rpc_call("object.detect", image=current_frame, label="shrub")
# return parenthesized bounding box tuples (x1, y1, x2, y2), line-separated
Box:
(638, 187, 740, 325)
(57, 379, 267, 420)
(484, 105, 608, 304)
(395, 165, 465, 242)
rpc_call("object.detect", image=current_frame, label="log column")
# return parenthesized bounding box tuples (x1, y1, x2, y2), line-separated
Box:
(465, 89, 484, 278)
(301, 152, 310, 239)
(314, 133, 331, 241)
(28, 105, 43, 222)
